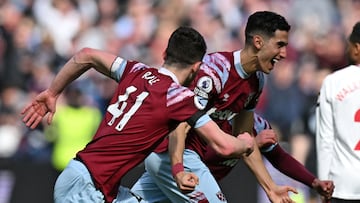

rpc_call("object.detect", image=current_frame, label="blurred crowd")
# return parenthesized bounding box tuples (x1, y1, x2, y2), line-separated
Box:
(0, 0, 359, 200)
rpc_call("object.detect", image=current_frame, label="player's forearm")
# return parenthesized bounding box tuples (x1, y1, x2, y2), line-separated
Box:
(243, 145, 277, 195)
(196, 121, 252, 157)
(49, 48, 116, 95)
(169, 123, 188, 166)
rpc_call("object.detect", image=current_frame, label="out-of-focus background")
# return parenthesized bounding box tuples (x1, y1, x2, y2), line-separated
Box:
(0, 0, 358, 202)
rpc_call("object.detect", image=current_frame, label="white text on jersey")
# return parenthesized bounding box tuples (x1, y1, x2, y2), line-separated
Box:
(142, 71, 160, 85)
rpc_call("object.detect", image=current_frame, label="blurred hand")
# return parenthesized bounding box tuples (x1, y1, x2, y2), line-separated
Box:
(256, 129, 278, 148)
(174, 171, 199, 193)
(21, 90, 58, 129)
(312, 178, 334, 201)
(237, 132, 255, 156)
(267, 185, 298, 203)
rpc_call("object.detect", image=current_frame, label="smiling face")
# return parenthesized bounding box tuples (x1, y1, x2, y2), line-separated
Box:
(256, 30, 289, 74)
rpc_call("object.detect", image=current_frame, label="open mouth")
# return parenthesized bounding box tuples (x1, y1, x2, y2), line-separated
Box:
(271, 58, 279, 66)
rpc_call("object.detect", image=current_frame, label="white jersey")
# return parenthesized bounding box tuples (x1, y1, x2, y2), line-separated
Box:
(316, 64, 360, 199)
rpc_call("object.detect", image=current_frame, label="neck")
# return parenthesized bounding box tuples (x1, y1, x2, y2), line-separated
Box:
(163, 64, 189, 85)
(240, 48, 259, 75)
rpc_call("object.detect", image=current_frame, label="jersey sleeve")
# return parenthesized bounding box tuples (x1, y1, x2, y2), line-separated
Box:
(190, 65, 223, 111)
(110, 57, 149, 82)
(263, 144, 316, 187)
(316, 75, 335, 180)
(166, 83, 207, 123)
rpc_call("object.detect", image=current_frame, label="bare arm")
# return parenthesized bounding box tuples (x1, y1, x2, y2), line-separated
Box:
(47, 48, 117, 96)
(233, 111, 297, 203)
(194, 120, 254, 158)
(169, 122, 199, 193)
(169, 122, 190, 166)
(22, 48, 118, 129)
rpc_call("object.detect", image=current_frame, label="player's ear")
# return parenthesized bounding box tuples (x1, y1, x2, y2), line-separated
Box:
(355, 42, 360, 54)
(192, 61, 202, 73)
(253, 35, 263, 49)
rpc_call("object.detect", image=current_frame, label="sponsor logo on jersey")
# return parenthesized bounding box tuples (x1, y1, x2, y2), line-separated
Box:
(219, 158, 239, 167)
(207, 107, 237, 121)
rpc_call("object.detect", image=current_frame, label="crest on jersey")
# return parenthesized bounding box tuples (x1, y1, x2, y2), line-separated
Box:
(216, 191, 227, 202)
(197, 76, 213, 93)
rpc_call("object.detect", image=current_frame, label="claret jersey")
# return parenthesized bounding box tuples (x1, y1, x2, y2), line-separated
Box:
(76, 57, 207, 203)
(184, 50, 264, 158)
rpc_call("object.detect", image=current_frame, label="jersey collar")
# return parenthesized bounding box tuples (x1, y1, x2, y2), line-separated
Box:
(234, 50, 250, 79)
(158, 67, 180, 84)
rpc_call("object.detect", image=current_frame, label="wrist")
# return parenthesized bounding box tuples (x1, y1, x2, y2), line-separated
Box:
(171, 163, 184, 177)
(311, 178, 319, 188)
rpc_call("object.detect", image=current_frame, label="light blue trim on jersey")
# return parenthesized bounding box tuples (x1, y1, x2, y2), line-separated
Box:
(202, 54, 229, 89)
(110, 57, 128, 82)
(159, 67, 179, 84)
(260, 142, 278, 153)
(194, 114, 211, 129)
(256, 71, 265, 92)
(233, 50, 250, 79)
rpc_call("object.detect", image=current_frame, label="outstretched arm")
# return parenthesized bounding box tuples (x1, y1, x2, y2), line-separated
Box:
(233, 111, 297, 203)
(22, 48, 118, 129)
(263, 144, 334, 201)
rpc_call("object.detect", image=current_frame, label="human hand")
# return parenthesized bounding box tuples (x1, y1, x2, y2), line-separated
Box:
(312, 178, 334, 201)
(256, 129, 278, 148)
(267, 185, 298, 203)
(236, 132, 254, 156)
(21, 90, 58, 129)
(174, 171, 199, 193)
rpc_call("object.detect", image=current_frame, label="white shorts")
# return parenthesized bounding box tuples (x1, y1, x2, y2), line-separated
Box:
(131, 149, 227, 203)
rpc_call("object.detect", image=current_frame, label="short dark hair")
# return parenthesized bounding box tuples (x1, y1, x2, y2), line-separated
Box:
(245, 11, 291, 45)
(164, 26, 207, 67)
(349, 22, 360, 44)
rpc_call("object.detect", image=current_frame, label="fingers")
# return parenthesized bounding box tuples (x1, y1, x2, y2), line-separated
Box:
(21, 103, 33, 115)
(31, 116, 43, 129)
(192, 174, 199, 185)
(286, 186, 298, 194)
(176, 172, 200, 194)
(47, 112, 54, 125)
(22, 103, 48, 129)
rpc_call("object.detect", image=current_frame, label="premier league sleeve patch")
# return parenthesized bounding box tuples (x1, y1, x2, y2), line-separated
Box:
(194, 95, 208, 110)
(197, 76, 213, 93)
(193, 76, 213, 110)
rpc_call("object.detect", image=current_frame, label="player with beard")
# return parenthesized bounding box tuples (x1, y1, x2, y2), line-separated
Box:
(130, 11, 301, 203)
(21, 26, 255, 203)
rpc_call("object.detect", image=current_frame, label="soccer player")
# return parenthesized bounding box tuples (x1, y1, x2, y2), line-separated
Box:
(205, 113, 334, 202)
(316, 21, 360, 202)
(21, 26, 255, 203)
(130, 11, 299, 203)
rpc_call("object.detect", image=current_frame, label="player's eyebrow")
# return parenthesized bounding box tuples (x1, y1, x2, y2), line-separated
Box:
(277, 41, 288, 47)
